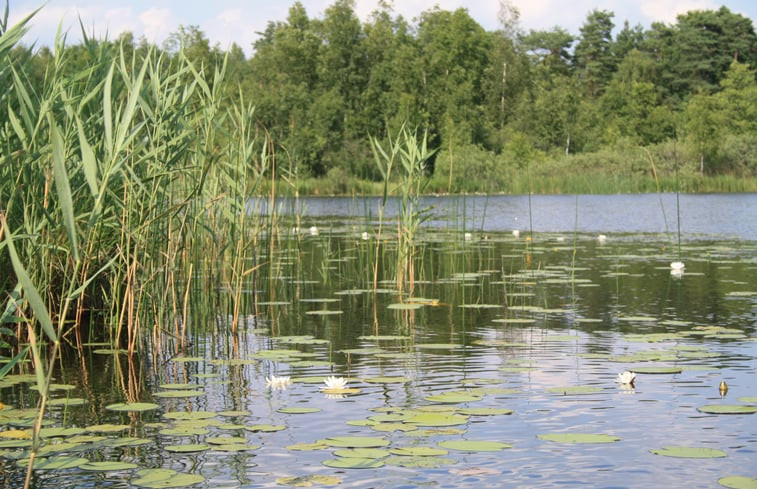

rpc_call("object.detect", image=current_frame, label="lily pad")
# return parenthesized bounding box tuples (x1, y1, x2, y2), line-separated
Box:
(276, 475, 342, 487)
(405, 412, 470, 427)
(333, 448, 390, 459)
(456, 407, 513, 416)
(546, 386, 603, 395)
(631, 366, 683, 374)
(159, 383, 200, 390)
(322, 457, 384, 469)
(650, 446, 727, 458)
(362, 376, 411, 383)
(205, 436, 248, 445)
(153, 390, 206, 398)
(285, 442, 330, 451)
(388, 446, 448, 456)
(17, 456, 89, 470)
(537, 433, 621, 443)
(387, 303, 423, 310)
(164, 443, 209, 453)
(322, 436, 390, 448)
(439, 440, 512, 452)
(278, 407, 321, 414)
(697, 405, 757, 415)
(718, 476, 757, 489)
(80, 461, 139, 471)
(132, 468, 205, 488)
(245, 424, 286, 432)
(163, 411, 216, 420)
(424, 392, 482, 403)
(106, 402, 160, 412)
(47, 398, 87, 407)
(384, 455, 456, 468)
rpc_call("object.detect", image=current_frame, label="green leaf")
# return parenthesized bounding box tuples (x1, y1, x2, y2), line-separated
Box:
(322, 457, 384, 469)
(322, 436, 390, 448)
(439, 440, 513, 452)
(49, 119, 79, 261)
(650, 446, 727, 458)
(164, 444, 209, 453)
(718, 476, 757, 489)
(697, 405, 757, 415)
(80, 461, 139, 471)
(333, 448, 390, 459)
(537, 433, 621, 443)
(106, 402, 160, 412)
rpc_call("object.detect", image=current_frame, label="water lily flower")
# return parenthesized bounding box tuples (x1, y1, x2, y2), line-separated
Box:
(361, 231, 370, 240)
(464, 232, 472, 241)
(512, 229, 520, 238)
(670, 261, 685, 270)
(597, 234, 607, 244)
(265, 375, 291, 389)
(309, 226, 319, 236)
(615, 371, 636, 386)
(322, 376, 348, 390)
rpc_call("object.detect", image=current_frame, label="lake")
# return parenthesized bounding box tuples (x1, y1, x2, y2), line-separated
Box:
(1, 193, 755, 489)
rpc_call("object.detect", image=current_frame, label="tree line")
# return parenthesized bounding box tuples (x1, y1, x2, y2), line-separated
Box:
(9, 1, 757, 192)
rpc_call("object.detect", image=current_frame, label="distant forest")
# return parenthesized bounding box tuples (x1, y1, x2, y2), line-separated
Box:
(8, 1, 757, 192)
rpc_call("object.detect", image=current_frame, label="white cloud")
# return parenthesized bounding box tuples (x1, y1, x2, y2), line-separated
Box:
(639, 0, 718, 24)
(139, 8, 175, 42)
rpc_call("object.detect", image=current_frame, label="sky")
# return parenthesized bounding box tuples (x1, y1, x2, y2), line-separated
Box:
(8, 0, 757, 57)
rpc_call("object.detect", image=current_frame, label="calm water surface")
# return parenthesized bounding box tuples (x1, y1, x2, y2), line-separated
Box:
(1, 194, 756, 489)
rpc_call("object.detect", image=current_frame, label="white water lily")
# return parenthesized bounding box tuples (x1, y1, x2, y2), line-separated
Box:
(670, 261, 685, 270)
(615, 371, 636, 385)
(361, 231, 370, 240)
(265, 375, 291, 389)
(309, 226, 319, 236)
(322, 376, 348, 390)
(597, 234, 607, 244)
(512, 229, 520, 238)
(464, 232, 472, 241)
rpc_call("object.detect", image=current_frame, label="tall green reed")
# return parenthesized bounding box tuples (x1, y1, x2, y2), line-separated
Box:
(370, 124, 436, 297)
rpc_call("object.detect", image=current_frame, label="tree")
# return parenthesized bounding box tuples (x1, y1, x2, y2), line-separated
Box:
(521, 27, 574, 78)
(574, 9, 616, 97)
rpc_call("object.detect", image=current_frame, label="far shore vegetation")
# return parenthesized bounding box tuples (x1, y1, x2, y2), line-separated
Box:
(4, 1, 757, 196)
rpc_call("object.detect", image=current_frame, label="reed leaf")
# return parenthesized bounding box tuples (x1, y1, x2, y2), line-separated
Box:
(1, 216, 56, 343)
(49, 117, 79, 261)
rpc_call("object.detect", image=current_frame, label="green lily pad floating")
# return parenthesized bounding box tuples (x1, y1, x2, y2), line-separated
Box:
(492, 318, 537, 324)
(99, 436, 152, 447)
(85, 423, 131, 433)
(362, 376, 411, 384)
(617, 316, 657, 322)
(371, 423, 418, 432)
(358, 335, 411, 341)
(439, 440, 512, 452)
(424, 392, 482, 403)
(546, 386, 603, 395)
(36, 426, 83, 438)
(159, 427, 209, 437)
(47, 398, 87, 407)
(93, 349, 128, 355)
(30, 383, 76, 392)
(106, 402, 160, 412)
(631, 366, 683, 374)
(245, 424, 286, 432)
(163, 411, 217, 420)
(457, 408, 513, 416)
(697, 405, 757, 415)
(650, 446, 727, 458)
(80, 461, 139, 471)
(387, 303, 423, 310)
(211, 443, 260, 452)
(405, 412, 470, 427)
(333, 448, 390, 459)
(17, 456, 89, 470)
(389, 446, 449, 457)
(0, 439, 32, 448)
(305, 310, 343, 315)
(153, 390, 206, 398)
(322, 436, 390, 448)
(384, 455, 456, 468)
(738, 397, 757, 404)
(171, 356, 204, 362)
(164, 443, 209, 453)
(278, 407, 321, 414)
(322, 457, 384, 469)
(217, 410, 251, 417)
(285, 442, 330, 451)
(159, 383, 200, 390)
(276, 475, 343, 487)
(718, 476, 757, 489)
(537, 433, 621, 444)
(205, 436, 248, 445)
(132, 468, 205, 488)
